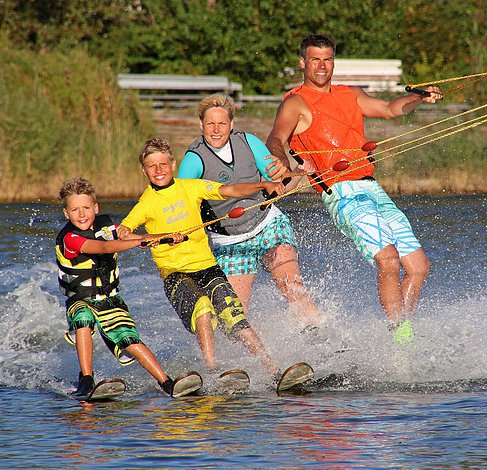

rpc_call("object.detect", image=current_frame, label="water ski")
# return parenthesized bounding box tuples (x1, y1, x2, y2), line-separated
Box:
(216, 369, 250, 394)
(310, 373, 347, 390)
(277, 362, 314, 393)
(170, 371, 203, 398)
(70, 378, 126, 402)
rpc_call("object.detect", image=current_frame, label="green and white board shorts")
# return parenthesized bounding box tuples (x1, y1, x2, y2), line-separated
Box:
(322, 179, 421, 265)
(64, 295, 142, 365)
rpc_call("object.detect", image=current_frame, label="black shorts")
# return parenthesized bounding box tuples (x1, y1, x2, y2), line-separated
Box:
(164, 265, 250, 336)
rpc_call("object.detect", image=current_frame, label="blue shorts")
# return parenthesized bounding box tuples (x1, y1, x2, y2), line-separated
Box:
(213, 214, 298, 276)
(323, 179, 421, 264)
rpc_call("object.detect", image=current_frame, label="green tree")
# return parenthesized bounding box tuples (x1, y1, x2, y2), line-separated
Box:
(1, 0, 485, 97)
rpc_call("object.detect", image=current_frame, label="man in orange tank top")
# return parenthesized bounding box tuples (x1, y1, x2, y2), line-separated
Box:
(266, 34, 443, 343)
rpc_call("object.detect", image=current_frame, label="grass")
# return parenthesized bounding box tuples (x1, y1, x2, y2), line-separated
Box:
(365, 112, 487, 193)
(0, 44, 155, 202)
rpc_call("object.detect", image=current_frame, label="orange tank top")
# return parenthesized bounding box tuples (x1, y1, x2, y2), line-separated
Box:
(285, 84, 375, 192)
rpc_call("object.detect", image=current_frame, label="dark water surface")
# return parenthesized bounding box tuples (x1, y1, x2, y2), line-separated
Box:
(1, 194, 486, 468)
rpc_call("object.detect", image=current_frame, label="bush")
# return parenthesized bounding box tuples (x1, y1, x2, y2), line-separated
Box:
(0, 44, 155, 201)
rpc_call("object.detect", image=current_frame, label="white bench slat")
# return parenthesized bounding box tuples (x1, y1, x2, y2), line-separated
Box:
(285, 59, 403, 92)
(117, 73, 242, 92)
(118, 59, 403, 108)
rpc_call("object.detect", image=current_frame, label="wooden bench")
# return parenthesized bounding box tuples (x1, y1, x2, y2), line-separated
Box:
(118, 60, 403, 108)
(117, 74, 243, 108)
(285, 59, 404, 93)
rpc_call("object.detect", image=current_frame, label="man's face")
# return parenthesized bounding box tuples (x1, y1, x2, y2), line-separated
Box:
(142, 151, 176, 187)
(200, 107, 234, 149)
(300, 46, 335, 90)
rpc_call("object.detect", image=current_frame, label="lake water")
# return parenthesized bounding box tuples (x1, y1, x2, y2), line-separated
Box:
(1, 194, 486, 468)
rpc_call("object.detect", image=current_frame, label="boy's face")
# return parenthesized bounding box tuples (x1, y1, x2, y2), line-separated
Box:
(142, 151, 176, 187)
(63, 194, 99, 231)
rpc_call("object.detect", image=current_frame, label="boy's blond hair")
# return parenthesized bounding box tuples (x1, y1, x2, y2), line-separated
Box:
(59, 177, 96, 208)
(139, 137, 174, 165)
(198, 93, 235, 121)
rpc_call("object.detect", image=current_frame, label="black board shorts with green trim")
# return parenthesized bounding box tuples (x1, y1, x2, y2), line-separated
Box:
(164, 265, 250, 336)
(64, 295, 142, 365)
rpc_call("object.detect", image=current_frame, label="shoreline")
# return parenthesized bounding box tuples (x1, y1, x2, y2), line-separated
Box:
(2, 182, 485, 204)
(2, 110, 485, 202)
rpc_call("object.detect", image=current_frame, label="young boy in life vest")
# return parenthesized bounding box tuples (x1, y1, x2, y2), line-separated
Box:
(56, 177, 202, 398)
(117, 137, 286, 378)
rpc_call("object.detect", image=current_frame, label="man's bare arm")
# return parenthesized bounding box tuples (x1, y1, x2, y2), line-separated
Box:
(266, 96, 307, 169)
(353, 86, 443, 119)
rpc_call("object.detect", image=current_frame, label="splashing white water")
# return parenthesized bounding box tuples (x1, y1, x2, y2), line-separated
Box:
(1, 261, 486, 395)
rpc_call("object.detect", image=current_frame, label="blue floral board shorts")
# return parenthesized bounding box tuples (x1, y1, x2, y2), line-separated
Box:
(213, 214, 298, 277)
(322, 179, 422, 265)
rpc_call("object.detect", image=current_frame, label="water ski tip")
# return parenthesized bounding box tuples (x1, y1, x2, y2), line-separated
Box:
(171, 371, 203, 398)
(277, 362, 314, 393)
(217, 369, 250, 394)
(70, 378, 127, 402)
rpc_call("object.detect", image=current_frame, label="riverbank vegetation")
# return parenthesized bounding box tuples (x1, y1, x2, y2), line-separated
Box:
(0, 1, 485, 200)
(2, 0, 485, 100)
(0, 46, 155, 201)
(368, 120, 486, 194)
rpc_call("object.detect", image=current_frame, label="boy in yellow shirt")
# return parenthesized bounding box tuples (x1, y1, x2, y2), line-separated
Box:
(118, 137, 286, 377)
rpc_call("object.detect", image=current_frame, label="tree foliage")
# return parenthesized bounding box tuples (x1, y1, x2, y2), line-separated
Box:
(1, 0, 485, 97)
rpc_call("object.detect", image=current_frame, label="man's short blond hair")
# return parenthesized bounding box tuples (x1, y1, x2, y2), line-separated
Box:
(138, 137, 174, 165)
(59, 177, 96, 208)
(198, 93, 235, 121)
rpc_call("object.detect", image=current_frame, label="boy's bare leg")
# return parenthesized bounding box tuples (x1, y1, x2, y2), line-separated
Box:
(125, 343, 170, 383)
(263, 244, 322, 325)
(236, 327, 278, 375)
(195, 312, 217, 369)
(76, 327, 94, 376)
(375, 245, 430, 323)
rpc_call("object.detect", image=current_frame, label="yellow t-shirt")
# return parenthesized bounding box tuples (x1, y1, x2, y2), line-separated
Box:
(122, 178, 225, 278)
